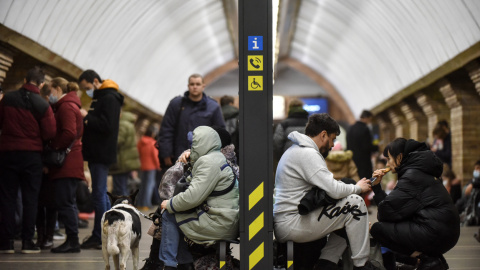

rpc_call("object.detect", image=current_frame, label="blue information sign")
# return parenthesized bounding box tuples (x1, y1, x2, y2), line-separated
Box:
(248, 36, 263, 51)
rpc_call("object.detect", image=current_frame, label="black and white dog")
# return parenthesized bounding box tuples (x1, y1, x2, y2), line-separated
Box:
(102, 190, 142, 270)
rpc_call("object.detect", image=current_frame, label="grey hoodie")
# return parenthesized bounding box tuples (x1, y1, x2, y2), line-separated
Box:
(273, 131, 362, 223)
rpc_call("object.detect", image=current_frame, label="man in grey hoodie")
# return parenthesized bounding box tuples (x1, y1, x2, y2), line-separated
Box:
(273, 113, 377, 270)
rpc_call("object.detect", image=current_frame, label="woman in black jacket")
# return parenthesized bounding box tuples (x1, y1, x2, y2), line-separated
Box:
(370, 138, 460, 270)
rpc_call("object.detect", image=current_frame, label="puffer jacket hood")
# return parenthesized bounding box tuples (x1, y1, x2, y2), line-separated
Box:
(99, 79, 119, 91)
(397, 140, 443, 179)
(326, 150, 353, 163)
(190, 126, 221, 165)
(325, 150, 359, 181)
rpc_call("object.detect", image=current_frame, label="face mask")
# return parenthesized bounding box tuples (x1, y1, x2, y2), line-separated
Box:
(474, 170, 480, 179)
(86, 89, 94, 98)
(443, 180, 448, 186)
(49, 94, 58, 104)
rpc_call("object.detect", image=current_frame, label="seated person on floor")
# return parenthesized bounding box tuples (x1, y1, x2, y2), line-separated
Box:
(159, 126, 239, 270)
(456, 160, 480, 223)
(370, 138, 460, 270)
(140, 127, 239, 270)
(273, 113, 378, 270)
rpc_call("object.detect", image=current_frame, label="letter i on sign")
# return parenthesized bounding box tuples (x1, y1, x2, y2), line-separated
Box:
(248, 36, 263, 51)
(253, 38, 259, 49)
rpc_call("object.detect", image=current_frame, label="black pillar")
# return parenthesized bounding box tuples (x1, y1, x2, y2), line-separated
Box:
(239, 0, 273, 269)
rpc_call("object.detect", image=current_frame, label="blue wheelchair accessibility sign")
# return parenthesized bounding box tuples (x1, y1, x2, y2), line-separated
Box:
(248, 36, 263, 51)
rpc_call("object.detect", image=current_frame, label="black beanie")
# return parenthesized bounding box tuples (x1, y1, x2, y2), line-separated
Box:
(211, 126, 231, 148)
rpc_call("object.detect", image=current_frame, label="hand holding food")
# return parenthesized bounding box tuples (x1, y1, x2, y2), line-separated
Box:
(371, 167, 391, 186)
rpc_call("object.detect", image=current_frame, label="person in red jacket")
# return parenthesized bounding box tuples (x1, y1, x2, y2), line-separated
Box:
(137, 128, 161, 210)
(46, 78, 85, 253)
(0, 67, 56, 254)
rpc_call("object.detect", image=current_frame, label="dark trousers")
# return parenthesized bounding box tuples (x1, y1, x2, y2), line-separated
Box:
(276, 238, 327, 269)
(371, 222, 414, 256)
(54, 178, 80, 238)
(0, 151, 43, 242)
(36, 174, 57, 239)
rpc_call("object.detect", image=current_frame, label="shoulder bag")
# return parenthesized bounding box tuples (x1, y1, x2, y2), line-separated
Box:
(42, 132, 80, 168)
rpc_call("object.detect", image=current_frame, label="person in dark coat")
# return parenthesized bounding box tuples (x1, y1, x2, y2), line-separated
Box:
(273, 99, 309, 161)
(46, 78, 85, 253)
(346, 110, 378, 179)
(0, 67, 56, 254)
(370, 138, 460, 270)
(220, 95, 239, 160)
(157, 74, 225, 169)
(78, 69, 124, 249)
(431, 120, 451, 168)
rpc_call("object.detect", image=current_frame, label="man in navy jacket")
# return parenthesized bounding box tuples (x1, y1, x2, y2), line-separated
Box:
(157, 74, 225, 168)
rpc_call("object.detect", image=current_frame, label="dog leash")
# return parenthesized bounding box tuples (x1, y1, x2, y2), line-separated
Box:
(134, 207, 153, 221)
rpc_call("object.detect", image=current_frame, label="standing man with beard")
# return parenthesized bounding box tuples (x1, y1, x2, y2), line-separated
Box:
(273, 113, 380, 270)
(77, 70, 124, 249)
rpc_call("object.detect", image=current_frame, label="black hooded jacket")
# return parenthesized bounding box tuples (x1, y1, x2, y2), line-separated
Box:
(82, 87, 124, 165)
(372, 140, 460, 253)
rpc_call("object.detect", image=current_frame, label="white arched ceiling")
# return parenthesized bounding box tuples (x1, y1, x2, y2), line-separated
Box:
(0, 0, 235, 114)
(1, 0, 480, 117)
(291, 0, 480, 118)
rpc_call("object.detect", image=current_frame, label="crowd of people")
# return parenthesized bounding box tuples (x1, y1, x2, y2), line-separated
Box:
(0, 67, 477, 270)
(0, 68, 238, 265)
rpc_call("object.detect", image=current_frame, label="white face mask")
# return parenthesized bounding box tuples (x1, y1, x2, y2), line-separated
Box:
(48, 93, 58, 104)
(474, 170, 480, 179)
(86, 89, 94, 98)
(443, 180, 448, 186)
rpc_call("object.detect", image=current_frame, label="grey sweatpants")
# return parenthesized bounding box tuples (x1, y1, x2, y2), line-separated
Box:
(274, 194, 370, 267)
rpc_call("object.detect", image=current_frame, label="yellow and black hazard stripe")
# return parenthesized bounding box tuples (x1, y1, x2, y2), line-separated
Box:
(219, 241, 227, 269)
(248, 182, 264, 269)
(287, 240, 294, 269)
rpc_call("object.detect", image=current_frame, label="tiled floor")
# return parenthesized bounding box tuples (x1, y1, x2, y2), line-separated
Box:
(1, 207, 479, 269)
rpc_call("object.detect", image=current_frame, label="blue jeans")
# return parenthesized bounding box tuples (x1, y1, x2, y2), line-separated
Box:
(137, 170, 156, 207)
(159, 211, 193, 267)
(88, 163, 110, 239)
(112, 172, 129, 196)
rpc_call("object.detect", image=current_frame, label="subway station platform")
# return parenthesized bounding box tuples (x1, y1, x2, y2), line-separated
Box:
(1, 207, 479, 270)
